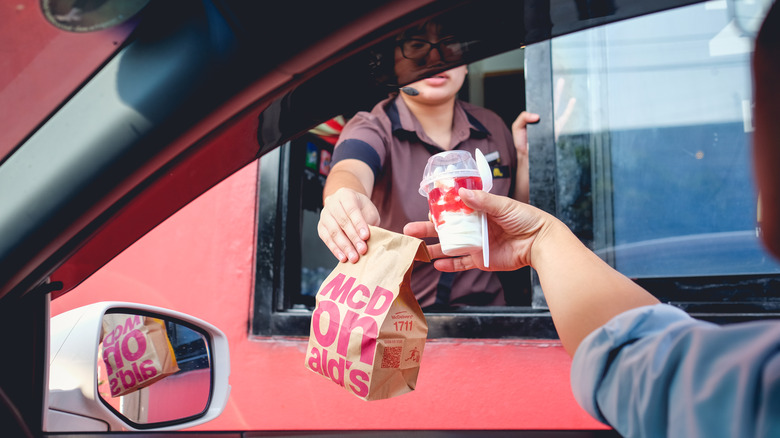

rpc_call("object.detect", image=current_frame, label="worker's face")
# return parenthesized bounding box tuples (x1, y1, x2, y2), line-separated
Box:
(394, 21, 466, 97)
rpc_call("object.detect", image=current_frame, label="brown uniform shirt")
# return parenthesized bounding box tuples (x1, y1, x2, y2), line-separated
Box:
(331, 95, 517, 308)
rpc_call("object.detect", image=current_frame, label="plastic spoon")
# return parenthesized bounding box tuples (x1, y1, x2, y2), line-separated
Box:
(475, 149, 492, 267)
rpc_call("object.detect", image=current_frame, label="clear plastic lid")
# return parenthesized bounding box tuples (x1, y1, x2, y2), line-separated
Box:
(419, 150, 480, 197)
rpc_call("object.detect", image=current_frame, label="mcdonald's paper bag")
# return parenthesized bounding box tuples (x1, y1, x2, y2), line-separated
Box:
(305, 226, 431, 400)
(101, 314, 180, 397)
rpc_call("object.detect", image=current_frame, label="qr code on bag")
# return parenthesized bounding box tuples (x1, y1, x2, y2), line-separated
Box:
(381, 346, 402, 368)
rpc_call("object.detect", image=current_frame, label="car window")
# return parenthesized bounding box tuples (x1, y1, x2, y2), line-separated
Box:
(45, 0, 779, 433)
(46, 0, 777, 339)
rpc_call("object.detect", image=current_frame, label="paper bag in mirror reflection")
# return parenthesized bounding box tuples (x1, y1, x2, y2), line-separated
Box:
(305, 226, 431, 400)
(101, 314, 180, 397)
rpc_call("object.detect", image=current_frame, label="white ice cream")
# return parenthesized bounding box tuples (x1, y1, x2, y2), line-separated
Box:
(437, 211, 483, 255)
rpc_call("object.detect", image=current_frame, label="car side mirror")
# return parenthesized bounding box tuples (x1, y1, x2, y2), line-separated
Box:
(46, 302, 230, 432)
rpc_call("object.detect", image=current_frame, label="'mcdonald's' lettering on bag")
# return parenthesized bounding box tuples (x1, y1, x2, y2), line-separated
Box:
(101, 314, 180, 397)
(305, 226, 430, 400)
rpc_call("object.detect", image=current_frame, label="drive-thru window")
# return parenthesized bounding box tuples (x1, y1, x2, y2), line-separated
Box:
(252, 1, 780, 338)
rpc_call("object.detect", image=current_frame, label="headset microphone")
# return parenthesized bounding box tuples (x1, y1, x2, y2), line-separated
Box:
(400, 87, 420, 96)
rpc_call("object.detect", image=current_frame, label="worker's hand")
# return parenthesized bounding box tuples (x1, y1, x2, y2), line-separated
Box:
(510, 111, 540, 203)
(318, 187, 380, 263)
(404, 188, 549, 272)
(511, 111, 540, 155)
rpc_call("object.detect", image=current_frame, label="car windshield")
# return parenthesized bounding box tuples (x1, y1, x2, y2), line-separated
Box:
(0, 3, 136, 163)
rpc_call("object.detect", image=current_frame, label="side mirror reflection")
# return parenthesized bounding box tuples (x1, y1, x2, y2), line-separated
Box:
(97, 312, 211, 426)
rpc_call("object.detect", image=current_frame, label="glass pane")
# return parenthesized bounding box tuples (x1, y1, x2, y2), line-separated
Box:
(98, 313, 211, 426)
(551, 1, 780, 278)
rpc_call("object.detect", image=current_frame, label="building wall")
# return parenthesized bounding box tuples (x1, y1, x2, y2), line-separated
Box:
(51, 160, 604, 431)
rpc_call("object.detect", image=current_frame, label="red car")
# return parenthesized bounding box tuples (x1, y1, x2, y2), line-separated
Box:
(1, 0, 776, 436)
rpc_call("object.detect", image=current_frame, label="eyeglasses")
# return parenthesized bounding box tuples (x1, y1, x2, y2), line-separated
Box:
(397, 37, 463, 62)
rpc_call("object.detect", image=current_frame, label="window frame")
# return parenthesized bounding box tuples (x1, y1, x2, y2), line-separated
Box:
(252, 145, 558, 338)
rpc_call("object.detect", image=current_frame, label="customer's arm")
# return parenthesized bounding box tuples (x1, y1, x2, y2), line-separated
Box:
(404, 188, 659, 356)
(531, 212, 660, 356)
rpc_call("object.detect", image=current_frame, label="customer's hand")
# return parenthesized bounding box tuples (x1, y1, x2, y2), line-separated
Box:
(404, 188, 550, 272)
(407, 187, 660, 358)
(318, 187, 380, 263)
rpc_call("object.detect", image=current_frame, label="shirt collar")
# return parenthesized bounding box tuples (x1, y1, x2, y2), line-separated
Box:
(388, 96, 490, 146)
